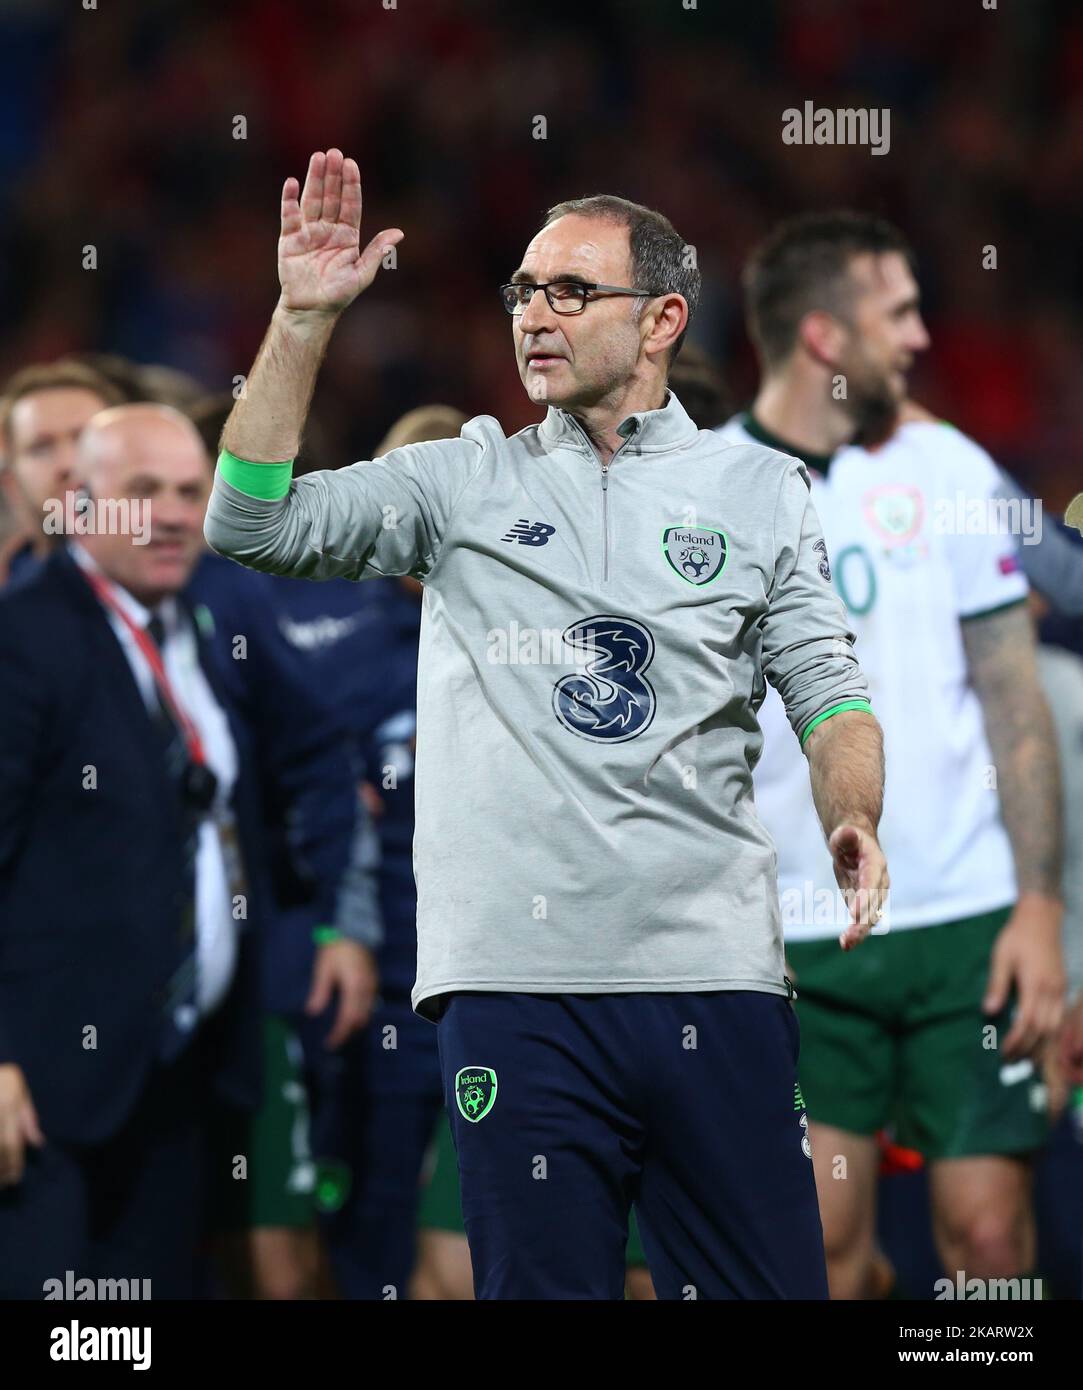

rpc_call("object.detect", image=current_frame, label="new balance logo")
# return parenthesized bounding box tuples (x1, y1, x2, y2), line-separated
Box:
(502, 519, 556, 546)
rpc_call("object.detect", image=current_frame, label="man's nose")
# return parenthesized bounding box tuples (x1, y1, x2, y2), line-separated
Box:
(54, 439, 80, 482)
(519, 286, 557, 336)
(908, 316, 931, 352)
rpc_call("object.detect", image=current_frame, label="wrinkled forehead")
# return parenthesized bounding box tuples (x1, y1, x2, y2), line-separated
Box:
(515, 214, 632, 284)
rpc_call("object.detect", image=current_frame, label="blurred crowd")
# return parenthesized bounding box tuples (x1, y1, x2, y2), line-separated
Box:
(1, 0, 1082, 500)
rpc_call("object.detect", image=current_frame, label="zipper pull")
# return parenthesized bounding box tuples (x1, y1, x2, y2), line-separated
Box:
(601, 462, 609, 490)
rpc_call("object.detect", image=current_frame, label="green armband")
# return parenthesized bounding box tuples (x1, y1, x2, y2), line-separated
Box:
(217, 448, 294, 500)
(800, 698, 873, 747)
(312, 925, 343, 946)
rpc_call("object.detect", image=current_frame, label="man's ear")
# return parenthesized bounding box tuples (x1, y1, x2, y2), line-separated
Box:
(645, 293, 688, 361)
(799, 310, 848, 368)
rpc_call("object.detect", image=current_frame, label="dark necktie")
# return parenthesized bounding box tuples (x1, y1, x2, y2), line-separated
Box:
(145, 611, 201, 1061)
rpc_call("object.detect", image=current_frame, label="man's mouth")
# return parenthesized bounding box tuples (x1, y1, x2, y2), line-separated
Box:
(526, 351, 565, 368)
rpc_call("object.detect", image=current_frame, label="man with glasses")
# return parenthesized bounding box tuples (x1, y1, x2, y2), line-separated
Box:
(204, 148, 888, 1300)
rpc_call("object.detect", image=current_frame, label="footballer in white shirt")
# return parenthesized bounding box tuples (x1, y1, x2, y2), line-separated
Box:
(719, 211, 1066, 1300)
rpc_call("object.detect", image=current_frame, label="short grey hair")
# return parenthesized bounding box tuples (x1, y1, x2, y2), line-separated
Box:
(542, 194, 700, 363)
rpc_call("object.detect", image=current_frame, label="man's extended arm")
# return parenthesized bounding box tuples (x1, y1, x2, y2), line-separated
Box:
(804, 707, 884, 847)
(962, 600, 1066, 1056)
(962, 602, 1062, 899)
(802, 708, 889, 947)
(222, 306, 338, 465)
(758, 460, 888, 947)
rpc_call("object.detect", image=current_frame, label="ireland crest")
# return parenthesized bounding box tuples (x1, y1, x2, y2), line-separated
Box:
(862, 485, 924, 548)
(662, 526, 728, 585)
(455, 1067, 498, 1123)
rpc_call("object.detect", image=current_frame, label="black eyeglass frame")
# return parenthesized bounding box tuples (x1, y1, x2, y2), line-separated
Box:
(499, 280, 663, 316)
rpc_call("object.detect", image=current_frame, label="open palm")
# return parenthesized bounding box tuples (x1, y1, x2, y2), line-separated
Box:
(278, 148, 403, 313)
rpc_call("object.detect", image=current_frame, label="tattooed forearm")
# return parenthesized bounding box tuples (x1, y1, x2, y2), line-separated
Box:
(961, 602, 1063, 896)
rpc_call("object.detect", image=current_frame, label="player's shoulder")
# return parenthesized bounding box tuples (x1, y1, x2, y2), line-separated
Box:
(890, 413, 1001, 488)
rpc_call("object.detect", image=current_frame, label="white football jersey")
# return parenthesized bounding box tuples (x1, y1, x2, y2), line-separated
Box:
(717, 414, 1027, 940)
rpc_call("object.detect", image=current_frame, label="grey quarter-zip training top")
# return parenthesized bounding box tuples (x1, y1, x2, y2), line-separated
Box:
(204, 390, 871, 1018)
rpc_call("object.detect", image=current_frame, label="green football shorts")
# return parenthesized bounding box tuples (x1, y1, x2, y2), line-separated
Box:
(417, 1108, 649, 1266)
(207, 1013, 317, 1231)
(786, 906, 1050, 1161)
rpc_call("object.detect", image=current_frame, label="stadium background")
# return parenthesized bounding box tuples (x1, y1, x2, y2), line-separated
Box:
(0, 0, 1080, 496)
(0, 0, 1080, 1302)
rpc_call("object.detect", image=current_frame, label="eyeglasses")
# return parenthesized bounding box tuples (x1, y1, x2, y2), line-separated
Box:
(499, 280, 660, 317)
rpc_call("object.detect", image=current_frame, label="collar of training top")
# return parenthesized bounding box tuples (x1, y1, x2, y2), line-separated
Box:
(538, 388, 700, 455)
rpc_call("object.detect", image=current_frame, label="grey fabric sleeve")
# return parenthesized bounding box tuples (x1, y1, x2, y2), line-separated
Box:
(204, 434, 486, 582)
(760, 459, 871, 742)
(331, 797, 385, 951)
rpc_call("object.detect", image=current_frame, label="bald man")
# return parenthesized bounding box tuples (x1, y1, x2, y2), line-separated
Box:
(0, 403, 265, 1297)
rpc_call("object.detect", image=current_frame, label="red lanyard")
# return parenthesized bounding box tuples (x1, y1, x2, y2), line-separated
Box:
(80, 567, 208, 768)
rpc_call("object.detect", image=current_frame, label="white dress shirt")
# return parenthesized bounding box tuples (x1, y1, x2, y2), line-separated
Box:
(71, 543, 239, 1016)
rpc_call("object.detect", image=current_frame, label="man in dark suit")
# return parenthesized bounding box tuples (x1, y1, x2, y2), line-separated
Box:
(0, 402, 269, 1297)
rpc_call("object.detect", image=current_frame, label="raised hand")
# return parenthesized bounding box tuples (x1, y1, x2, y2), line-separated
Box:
(278, 149, 404, 315)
